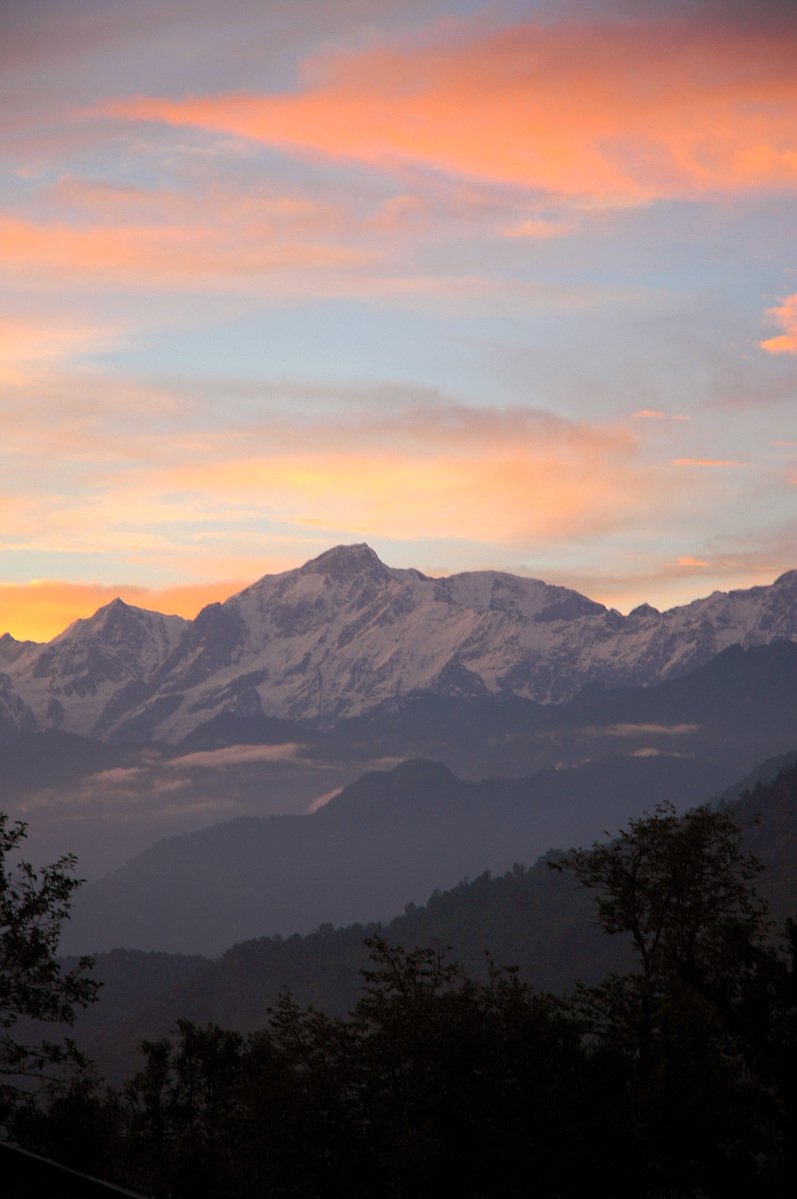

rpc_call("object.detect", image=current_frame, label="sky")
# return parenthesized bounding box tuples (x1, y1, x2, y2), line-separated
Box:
(2, 0, 796, 640)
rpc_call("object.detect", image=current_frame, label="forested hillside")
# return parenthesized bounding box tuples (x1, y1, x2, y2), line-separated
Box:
(13, 782, 797, 1199)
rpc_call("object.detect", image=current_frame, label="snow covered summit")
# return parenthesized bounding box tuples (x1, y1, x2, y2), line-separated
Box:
(4, 546, 797, 742)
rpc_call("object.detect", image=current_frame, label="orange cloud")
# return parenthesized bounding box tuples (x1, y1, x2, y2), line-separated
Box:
(0, 315, 126, 384)
(673, 458, 743, 467)
(760, 293, 797, 354)
(104, 17, 797, 204)
(77, 405, 652, 551)
(3, 377, 770, 637)
(0, 213, 369, 286)
(0, 401, 658, 584)
(0, 211, 614, 314)
(45, 175, 345, 238)
(0, 412, 644, 634)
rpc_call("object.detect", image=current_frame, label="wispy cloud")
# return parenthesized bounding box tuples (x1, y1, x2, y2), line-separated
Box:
(500, 218, 579, 240)
(103, 16, 797, 205)
(69, 402, 650, 547)
(0, 315, 127, 384)
(673, 458, 743, 468)
(632, 409, 689, 422)
(0, 213, 370, 289)
(308, 788, 342, 814)
(166, 744, 305, 770)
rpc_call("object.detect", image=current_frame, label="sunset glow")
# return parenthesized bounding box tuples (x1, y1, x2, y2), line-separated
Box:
(2, 0, 796, 639)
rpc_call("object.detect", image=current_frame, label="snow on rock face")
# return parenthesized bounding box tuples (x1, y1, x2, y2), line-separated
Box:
(9, 599, 189, 736)
(437, 570, 604, 622)
(0, 632, 40, 667)
(2, 547, 797, 742)
(0, 672, 35, 742)
(99, 547, 797, 741)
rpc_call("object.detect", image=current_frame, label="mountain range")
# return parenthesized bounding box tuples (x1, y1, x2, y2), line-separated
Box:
(3, 545, 793, 1082)
(2, 544, 797, 744)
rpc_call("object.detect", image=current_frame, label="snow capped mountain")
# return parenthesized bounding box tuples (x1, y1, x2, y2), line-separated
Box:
(9, 599, 189, 736)
(108, 546, 612, 740)
(3, 547, 797, 742)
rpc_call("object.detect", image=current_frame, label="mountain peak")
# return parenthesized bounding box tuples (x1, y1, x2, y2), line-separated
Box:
(628, 602, 660, 619)
(98, 597, 130, 616)
(0, 631, 39, 666)
(301, 543, 392, 582)
(74, 597, 143, 629)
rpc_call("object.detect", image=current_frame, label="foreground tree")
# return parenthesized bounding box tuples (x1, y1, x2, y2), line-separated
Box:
(557, 801, 794, 1197)
(557, 802, 770, 1046)
(0, 813, 98, 1126)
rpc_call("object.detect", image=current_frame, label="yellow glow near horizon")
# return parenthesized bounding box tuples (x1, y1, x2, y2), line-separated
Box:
(0, 579, 250, 643)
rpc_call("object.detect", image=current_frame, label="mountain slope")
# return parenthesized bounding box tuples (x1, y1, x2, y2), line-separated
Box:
(62, 752, 731, 955)
(326, 640, 797, 781)
(67, 755, 797, 1083)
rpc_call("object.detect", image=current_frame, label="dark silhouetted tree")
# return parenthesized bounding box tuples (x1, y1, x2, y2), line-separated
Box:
(0, 813, 98, 1126)
(557, 801, 791, 1196)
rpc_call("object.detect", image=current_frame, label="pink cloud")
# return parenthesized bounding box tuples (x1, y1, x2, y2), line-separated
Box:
(760, 293, 797, 355)
(500, 218, 578, 240)
(0, 214, 369, 287)
(632, 409, 690, 421)
(0, 315, 126, 384)
(102, 17, 797, 204)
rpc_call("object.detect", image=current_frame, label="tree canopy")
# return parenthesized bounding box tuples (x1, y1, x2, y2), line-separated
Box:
(0, 813, 98, 1125)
